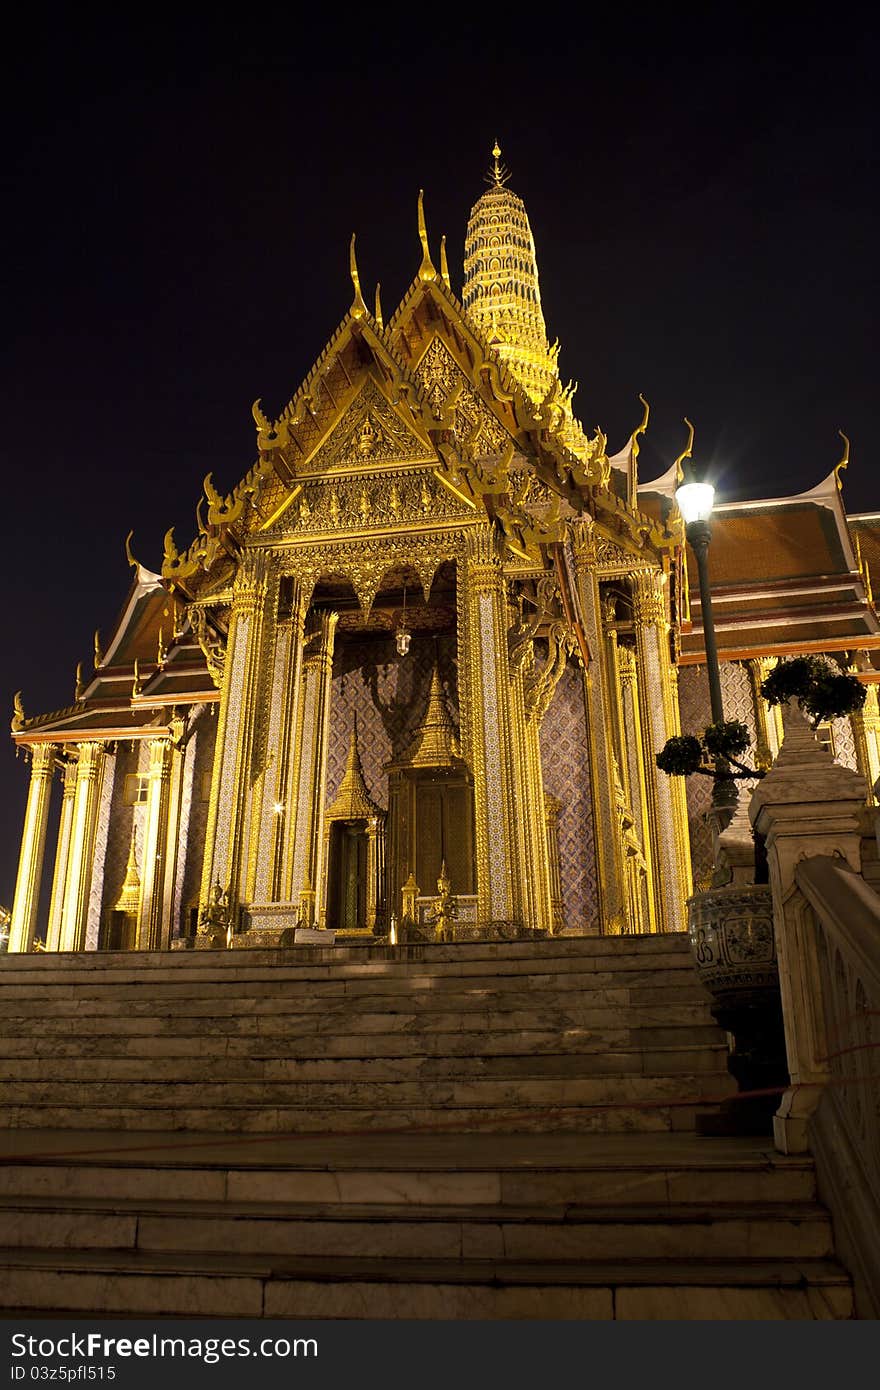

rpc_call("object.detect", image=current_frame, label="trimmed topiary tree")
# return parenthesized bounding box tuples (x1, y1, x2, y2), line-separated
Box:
(656, 656, 867, 783)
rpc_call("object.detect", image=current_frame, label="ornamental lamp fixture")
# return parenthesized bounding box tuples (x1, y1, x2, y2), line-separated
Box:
(395, 585, 412, 657)
(674, 419, 724, 731)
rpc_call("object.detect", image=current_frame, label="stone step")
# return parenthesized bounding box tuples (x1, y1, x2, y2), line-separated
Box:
(0, 1020, 726, 1059)
(0, 1247, 853, 1319)
(0, 1070, 735, 1110)
(0, 936, 693, 972)
(0, 978, 712, 1018)
(0, 1001, 715, 1037)
(1, 1100, 726, 1133)
(0, 1132, 820, 1206)
(0, 964, 703, 1004)
(0, 1196, 834, 1261)
(0, 1045, 730, 1084)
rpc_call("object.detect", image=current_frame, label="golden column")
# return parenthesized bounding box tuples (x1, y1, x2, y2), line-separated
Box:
(568, 520, 628, 932)
(459, 528, 521, 926)
(58, 741, 106, 952)
(45, 756, 78, 952)
(252, 576, 309, 905)
(8, 742, 57, 954)
(507, 638, 549, 931)
(843, 654, 880, 799)
(200, 551, 272, 920)
(746, 657, 780, 768)
(289, 611, 338, 925)
(136, 737, 174, 950)
(543, 794, 564, 932)
(617, 644, 657, 932)
(631, 571, 691, 931)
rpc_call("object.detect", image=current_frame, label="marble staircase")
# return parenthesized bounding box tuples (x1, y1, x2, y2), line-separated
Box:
(0, 937, 855, 1317)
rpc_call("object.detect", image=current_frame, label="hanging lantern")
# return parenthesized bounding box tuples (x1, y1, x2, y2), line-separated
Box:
(395, 585, 411, 656)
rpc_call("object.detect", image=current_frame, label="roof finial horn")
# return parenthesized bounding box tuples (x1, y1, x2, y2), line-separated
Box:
(488, 141, 510, 187)
(439, 235, 451, 291)
(417, 190, 436, 281)
(835, 429, 850, 489)
(374, 282, 384, 329)
(349, 234, 368, 319)
(674, 417, 695, 484)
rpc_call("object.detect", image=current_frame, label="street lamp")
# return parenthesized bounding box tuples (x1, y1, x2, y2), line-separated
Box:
(675, 426, 724, 728)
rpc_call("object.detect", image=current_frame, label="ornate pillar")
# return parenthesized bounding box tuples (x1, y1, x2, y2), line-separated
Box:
(746, 657, 779, 769)
(618, 644, 657, 931)
(568, 520, 628, 933)
(842, 655, 880, 800)
(289, 611, 338, 924)
(253, 576, 309, 904)
(45, 755, 77, 951)
(507, 625, 550, 932)
(58, 741, 106, 952)
(631, 569, 691, 932)
(137, 737, 174, 950)
(543, 794, 564, 932)
(458, 528, 521, 926)
(8, 743, 57, 954)
(200, 551, 272, 921)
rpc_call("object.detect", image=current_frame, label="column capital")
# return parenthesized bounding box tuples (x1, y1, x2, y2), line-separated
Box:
(27, 742, 57, 775)
(631, 569, 667, 627)
(568, 517, 596, 568)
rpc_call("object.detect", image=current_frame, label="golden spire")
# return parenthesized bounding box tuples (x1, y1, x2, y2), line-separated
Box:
(417, 189, 436, 281)
(93, 629, 103, 669)
(488, 140, 511, 187)
(114, 831, 142, 913)
(398, 668, 461, 767)
(463, 153, 558, 405)
(349, 234, 368, 319)
(74, 662, 85, 702)
(439, 235, 451, 291)
(374, 282, 384, 329)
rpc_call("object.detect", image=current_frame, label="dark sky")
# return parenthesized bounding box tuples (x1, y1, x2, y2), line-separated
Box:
(1, 13, 877, 905)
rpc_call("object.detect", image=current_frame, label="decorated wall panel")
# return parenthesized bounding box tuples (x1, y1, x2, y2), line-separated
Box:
(539, 660, 597, 931)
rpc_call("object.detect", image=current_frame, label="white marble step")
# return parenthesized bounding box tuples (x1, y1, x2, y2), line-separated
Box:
(0, 1019, 725, 1058)
(0, 1196, 834, 1261)
(0, 965, 703, 1004)
(0, 1044, 730, 1083)
(0, 936, 693, 973)
(0, 1248, 853, 1319)
(0, 1132, 821, 1206)
(0, 1098, 728, 1133)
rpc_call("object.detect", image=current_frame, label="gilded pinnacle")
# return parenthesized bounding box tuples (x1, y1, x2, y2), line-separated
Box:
(417, 190, 436, 281)
(349, 234, 368, 319)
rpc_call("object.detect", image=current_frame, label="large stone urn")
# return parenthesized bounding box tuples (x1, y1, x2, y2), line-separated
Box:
(687, 793, 788, 1134)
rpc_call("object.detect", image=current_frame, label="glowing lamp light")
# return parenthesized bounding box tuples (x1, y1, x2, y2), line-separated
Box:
(676, 480, 715, 525)
(395, 584, 411, 656)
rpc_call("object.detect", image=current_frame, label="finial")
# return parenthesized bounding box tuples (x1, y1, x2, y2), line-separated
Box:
(834, 429, 850, 489)
(349, 233, 368, 318)
(94, 629, 103, 669)
(132, 658, 143, 699)
(417, 190, 436, 281)
(75, 662, 85, 702)
(486, 141, 511, 187)
(374, 282, 383, 329)
(157, 625, 166, 666)
(124, 530, 139, 570)
(439, 235, 451, 291)
(11, 690, 26, 732)
(674, 416, 695, 482)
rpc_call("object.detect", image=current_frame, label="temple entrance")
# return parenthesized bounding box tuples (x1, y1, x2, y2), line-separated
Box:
(326, 820, 370, 932)
(99, 910, 137, 951)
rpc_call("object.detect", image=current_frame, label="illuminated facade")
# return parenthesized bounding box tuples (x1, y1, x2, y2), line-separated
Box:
(7, 154, 880, 953)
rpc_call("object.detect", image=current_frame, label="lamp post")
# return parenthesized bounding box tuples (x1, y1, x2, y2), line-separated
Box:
(676, 472, 724, 728)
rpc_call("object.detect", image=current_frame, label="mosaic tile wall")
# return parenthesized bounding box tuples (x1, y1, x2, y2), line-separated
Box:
(327, 633, 459, 810)
(539, 659, 598, 931)
(677, 658, 858, 888)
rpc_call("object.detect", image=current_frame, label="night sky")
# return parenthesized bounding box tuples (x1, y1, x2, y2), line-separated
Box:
(1, 13, 877, 906)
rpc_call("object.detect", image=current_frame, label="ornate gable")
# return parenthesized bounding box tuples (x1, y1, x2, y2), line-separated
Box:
(300, 376, 435, 477)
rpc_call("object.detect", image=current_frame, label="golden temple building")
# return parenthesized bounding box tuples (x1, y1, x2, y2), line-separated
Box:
(7, 151, 880, 955)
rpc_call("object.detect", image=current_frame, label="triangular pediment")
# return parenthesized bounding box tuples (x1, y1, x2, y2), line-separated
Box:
(299, 375, 436, 477)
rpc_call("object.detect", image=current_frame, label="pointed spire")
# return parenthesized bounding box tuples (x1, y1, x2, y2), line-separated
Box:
(349, 234, 368, 319)
(488, 141, 511, 187)
(417, 189, 436, 281)
(464, 150, 557, 404)
(374, 282, 384, 329)
(114, 831, 142, 913)
(439, 235, 451, 291)
(399, 667, 461, 768)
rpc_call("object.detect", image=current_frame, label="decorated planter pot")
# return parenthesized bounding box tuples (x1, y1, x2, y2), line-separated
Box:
(687, 884, 778, 1008)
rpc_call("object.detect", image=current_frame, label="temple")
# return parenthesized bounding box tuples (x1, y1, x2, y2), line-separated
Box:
(7, 151, 880, 954)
